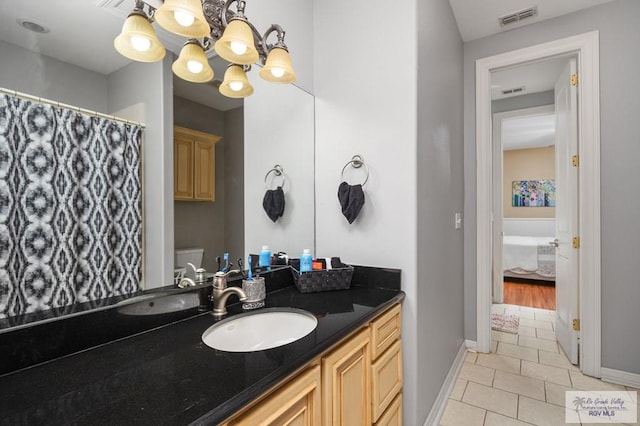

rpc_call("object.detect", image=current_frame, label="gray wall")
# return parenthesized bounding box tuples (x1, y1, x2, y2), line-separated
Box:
(246, 0, 314, 94)
(492, 90, 554, 114)
(174, 96, 226, 269)
(224, 107, 245, 261)
(463, 0, 640, 374)
(315, 0, 464, 423)
(108, 57, 174, 289)
(0, 41, 108, 112)
(417, 0, 465, 421)
(313, 0, 418, 420)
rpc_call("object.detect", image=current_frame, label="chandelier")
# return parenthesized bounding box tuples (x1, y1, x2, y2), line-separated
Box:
(114, 0, 297, 98)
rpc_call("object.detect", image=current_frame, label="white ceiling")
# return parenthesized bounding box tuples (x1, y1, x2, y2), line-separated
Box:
(491, 55, 569, 100)
(493, 57, 562, 151)
(0, 0, 616, 111)
(0, 0, 241, 111)
(502, 113, 555, 151)
(448, 0, 616, 42)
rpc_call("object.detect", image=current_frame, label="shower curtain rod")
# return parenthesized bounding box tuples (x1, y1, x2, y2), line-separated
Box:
(0, 87, 146, 128)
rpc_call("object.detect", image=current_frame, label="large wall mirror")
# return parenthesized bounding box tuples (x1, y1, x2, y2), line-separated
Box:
(0, 0, 315, 329)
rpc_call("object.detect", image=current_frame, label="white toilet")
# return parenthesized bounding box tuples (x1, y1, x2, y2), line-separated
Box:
(175, 248, 204, 269)
(174, 248, 205, 284)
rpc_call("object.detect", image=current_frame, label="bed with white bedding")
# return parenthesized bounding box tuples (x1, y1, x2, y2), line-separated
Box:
(503, 235, 556, 281)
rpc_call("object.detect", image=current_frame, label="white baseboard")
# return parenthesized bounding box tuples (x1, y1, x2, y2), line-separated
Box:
(423, 342, 468, 426)
(601, 367, 640, 389)
(465, 340, 478, 352)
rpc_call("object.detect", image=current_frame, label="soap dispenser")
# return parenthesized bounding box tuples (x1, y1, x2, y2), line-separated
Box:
(300, 249, 313, 273)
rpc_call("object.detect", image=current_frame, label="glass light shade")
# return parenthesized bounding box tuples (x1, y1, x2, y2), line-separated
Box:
(114, 13, 165, 62)
(219, 65, 254, 98)
(214, 19, 259, 65)
(172, 42, 214, 83)
(154, 0, 210, 38)
(259, 47, 297, 83)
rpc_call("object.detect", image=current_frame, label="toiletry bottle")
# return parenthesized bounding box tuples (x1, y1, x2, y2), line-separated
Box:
(259, 246, 271, 271)
(300, 249, 313, 273)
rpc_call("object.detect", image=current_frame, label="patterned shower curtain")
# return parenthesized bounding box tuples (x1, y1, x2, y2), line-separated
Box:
(0, 93, 143, 318)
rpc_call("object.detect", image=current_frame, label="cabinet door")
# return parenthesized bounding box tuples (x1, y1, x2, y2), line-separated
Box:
(174, 137, 194, 200)
(371, 339, 403, 422)
(229, 365, 321, 426)
(193, 139, 215, 201)
(322, 328, 370, 426)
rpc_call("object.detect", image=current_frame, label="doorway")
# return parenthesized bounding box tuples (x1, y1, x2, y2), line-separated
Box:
(474, 31, 602, 377)
(492, 103, 558, 311)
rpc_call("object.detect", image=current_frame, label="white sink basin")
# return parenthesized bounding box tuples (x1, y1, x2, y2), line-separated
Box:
(117, 293, 199, 316)
(201, 308, 318, 352)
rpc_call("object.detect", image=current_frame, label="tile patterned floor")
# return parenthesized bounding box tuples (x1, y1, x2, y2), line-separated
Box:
(440, 304, 639, 426)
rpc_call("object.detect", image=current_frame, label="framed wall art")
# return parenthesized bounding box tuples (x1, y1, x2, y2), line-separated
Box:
(512, 180, 556, 207)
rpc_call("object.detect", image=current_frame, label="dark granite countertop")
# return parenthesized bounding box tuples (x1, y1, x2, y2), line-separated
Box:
(0, 284, 404, 425)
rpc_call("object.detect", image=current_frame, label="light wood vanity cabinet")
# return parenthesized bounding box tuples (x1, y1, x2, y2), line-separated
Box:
(228, 364, 322, 426)
(173, 126, 221, 202)
(370, 304, 403, 425)
(322, 328, 371, 425)
(222, 303, 402, 426)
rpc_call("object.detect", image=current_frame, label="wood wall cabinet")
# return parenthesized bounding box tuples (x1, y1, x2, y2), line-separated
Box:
(221, 303, 402, 426)
(173, 126, 221, 202)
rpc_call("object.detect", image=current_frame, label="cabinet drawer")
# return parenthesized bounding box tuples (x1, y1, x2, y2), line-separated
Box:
(371, 339, 403, 422)
(375, 393, 402, 426)
(370, 303, 401, 360)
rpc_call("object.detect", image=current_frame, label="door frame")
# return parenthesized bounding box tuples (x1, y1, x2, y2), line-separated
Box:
(475, 31, 601, 377)
(492, 104, 556, 305)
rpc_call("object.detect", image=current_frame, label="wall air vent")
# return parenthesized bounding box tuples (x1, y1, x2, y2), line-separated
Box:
(499, 6, 538, 27)
(501, 86, 526, 96)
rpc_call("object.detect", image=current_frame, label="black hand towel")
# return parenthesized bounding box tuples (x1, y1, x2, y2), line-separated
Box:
(338, 182, 365, 224)
(263, 186, 285, 222)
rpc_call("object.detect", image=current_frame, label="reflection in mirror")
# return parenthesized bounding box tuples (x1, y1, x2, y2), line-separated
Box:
(172, 60, 245, 282)
(244, 77, 315, 256)
(0, 0, 315, 331)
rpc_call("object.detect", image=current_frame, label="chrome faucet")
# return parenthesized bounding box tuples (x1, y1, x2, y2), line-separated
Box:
(177, 277, 196, 288)
(211, 269, 247, 317)
(187, 263, 208, 284)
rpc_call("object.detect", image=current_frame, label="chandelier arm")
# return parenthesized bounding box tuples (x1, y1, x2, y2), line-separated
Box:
(219, 0, 238, 27)
(134, 0, 151, 20)
(262, 24, 287, 51)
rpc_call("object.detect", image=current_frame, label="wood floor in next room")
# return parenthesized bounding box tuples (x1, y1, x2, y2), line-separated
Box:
(503, 281, 556, 310)
(440, 304, 640, 426)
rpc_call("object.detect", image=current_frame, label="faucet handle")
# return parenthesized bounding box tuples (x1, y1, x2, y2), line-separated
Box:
(214, 269, 241, 278)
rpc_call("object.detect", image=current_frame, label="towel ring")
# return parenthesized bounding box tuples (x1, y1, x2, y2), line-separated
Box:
(264, 165, 285, 189)
(341, 155, 369, 186)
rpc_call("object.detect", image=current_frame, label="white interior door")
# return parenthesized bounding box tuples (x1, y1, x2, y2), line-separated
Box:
(554, 57, 579, 365)
(492, 114, 504, 304)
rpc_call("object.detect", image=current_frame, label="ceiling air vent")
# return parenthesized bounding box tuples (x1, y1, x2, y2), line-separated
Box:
(501, 86, 526, 96)
(499, 6, 538, 27)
